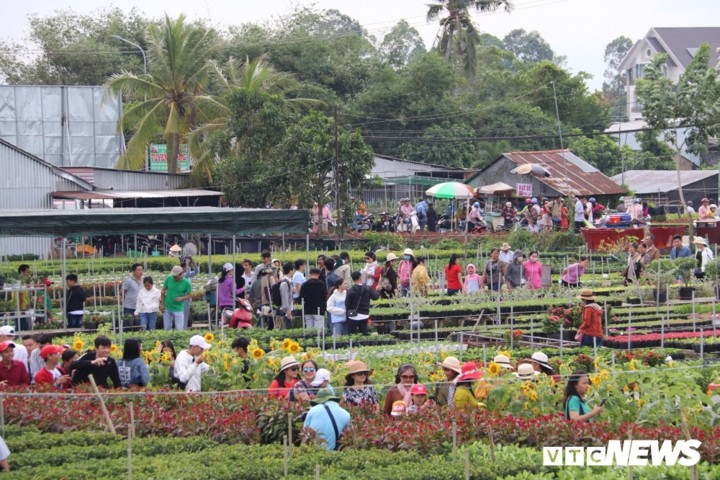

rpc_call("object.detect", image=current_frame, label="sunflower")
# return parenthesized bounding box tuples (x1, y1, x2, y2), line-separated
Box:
(590, 375, 600, 387)
(498, 350, 512, 359)
(281, 339, 292, 351)
(270, 339, 281, 352)
(161, 352, 172, 363)
(288, 342, 301, 354)
(593, 357, 600, 370)
(532, 407, 540, 416)
(109, 344, 117, 354)
(637, 399, 645, 408)
(599, 369, 610, 381)
(223, 361, 230, 372)
(487, 362, 500, 376)
(204, 332, 215, 344)
(629, 359, 638, 371)
(528, 390, 539, 402)
(73, 338, 84, 351)
(252, 348, 265, 360)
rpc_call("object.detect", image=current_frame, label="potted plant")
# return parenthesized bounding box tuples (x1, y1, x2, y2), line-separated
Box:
(650, 259, 677, 303)
(674, 257, 697, 300)
(704, 258, 720, 300)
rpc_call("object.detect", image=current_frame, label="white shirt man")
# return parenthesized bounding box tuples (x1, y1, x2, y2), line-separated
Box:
(0, 326, 27, 367)
(174, 335, 211, 392)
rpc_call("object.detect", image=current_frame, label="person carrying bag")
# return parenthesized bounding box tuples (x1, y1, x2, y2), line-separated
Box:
(345, 271, 380, 335)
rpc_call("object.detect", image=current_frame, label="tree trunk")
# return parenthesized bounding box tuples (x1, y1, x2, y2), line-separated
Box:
(675, 152, 694, 238)
(167, 133, 180, 174)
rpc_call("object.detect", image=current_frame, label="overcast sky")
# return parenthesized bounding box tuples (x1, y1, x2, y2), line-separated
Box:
(2, 0, 718, 90)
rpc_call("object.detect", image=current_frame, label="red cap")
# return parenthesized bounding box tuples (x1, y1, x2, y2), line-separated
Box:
(410, 384, 428, 395)
(40, 345, 64, 360)
(41, 278, 54, 287)
(0, 341, 15, 353)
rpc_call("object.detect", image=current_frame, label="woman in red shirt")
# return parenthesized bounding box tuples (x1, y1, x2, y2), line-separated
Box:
(445, 253, 463, 295)
(268, 356, 300, 398)
(576, 289, 604, 347)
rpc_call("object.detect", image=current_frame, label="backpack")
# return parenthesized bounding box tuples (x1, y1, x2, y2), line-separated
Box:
(271, 279, 290, 307)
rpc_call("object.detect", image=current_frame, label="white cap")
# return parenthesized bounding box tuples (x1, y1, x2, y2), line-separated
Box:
(189, 335, 211, 350)
(0, 326, 15, 336)
(223, 262, 234, 272)
(311, 368, 331, 387)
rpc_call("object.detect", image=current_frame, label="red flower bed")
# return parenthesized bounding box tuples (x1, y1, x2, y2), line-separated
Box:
(606, 329, 720, 344)
(3, 385, 718, 462)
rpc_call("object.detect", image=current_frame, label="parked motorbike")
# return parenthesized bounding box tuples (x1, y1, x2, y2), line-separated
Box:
(222, 298, 254, 329)
(373, 212, 396, 232)
(355, 213, 374, 232)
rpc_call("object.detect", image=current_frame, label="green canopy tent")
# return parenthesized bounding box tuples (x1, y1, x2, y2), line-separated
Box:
(0, 207, 309, 331)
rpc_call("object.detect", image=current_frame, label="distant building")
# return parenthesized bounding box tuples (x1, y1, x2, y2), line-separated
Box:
(466, 149, 625, 199)
(611, 170, 718, 207)
(619, 27, 720, 120)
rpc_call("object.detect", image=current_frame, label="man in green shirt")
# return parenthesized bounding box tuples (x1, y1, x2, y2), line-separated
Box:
(160, 266, 193, 330)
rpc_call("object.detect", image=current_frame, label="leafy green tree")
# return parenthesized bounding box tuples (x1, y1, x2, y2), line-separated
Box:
(276, 110, 374, 209)
(106, 15, 223, 173)
(519, 61, 609, 135)
(399, 122, 479, 167)
(602, 36, 633, 120)
(502, 29, 554, 64)
(0, 8, 151, 85)
(635, 43, 720, 226)
(426, 0, 512, 75)
(379, 20, 426, 70)
(569, 134, 622, 175)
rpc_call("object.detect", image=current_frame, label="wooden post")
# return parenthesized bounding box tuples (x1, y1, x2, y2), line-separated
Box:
(452, 420, 457, 461)
(89, 374, 116, 434)
(464, 449, 470, 480)
(288, 412, 293, 448)
(283, 435, 289, 477)
(315, 465, 321, 480)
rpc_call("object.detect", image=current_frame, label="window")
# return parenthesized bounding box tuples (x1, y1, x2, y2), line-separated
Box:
(634, 64, 644, 80)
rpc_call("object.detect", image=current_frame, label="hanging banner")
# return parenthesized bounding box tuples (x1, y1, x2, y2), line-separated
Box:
(149, 144, 192, 172)
(516, 183, 533, 198)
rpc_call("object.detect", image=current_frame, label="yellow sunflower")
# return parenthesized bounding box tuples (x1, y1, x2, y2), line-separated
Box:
(637, 399, 645, 408)
(498, 350, 512, 359)
(487, 362, 501, 376)
(154, 340, 161, 350)
(629, 359, 638, 371)
(252, 348, 265, 360)
(109, 344, 117, 354)
(204, 332, 215, 344)
(593, 357, 600, 370)
(590, 375, 600, 387)
(73, 338, 84, 351)
(288, 342, 301, 354)
(270, 339, 281, 352)
(161, 352, 172, 363)
(528, 390, 539, 402)
(281, 338, 292, 351)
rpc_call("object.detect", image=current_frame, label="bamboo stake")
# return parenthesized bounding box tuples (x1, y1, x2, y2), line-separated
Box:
(88, 374, 116, 434)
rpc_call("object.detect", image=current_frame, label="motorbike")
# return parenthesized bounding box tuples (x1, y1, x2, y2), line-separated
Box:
(373, 212, 396, 232)
(436, 214, 452, 232)
(355, 213, 374, 232)
(222, 298, 254, 329)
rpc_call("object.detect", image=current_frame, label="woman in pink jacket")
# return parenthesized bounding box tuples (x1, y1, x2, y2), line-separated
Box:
(523, 251, 543, 290)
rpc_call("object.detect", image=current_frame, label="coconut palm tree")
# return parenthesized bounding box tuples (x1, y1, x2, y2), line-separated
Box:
(106, 15, 224, 173)
(185, 54, 323, 185)
(427, 0, 512, 75)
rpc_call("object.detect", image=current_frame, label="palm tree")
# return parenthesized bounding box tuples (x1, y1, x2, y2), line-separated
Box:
(427, 0, 512, 74)
(106, 15, 224, 173)
(185, 54, 323, 185)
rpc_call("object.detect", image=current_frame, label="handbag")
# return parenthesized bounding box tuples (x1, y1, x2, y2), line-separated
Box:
(323, 404, 342, 451)
(574, 332, 584, 343)
(380, 267, 392, 291)
(347, 286, 363, 319)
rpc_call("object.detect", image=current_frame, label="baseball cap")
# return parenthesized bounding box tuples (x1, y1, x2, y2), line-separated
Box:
(410, 384, 428, 395)
(189, 335, 212, 350)
(223, 263, 233, 272)
(170, 265, 183, 276)
(0, 341, 15, 353)
(310, 368, 331, 387)
(40, 345, 64, 360)
(0, 326, 15, 336)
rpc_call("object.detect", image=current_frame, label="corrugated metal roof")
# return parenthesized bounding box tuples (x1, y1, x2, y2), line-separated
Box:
(53, 189, 222, 200)
(610, 170, 718, 194)
(502, 150, 626, 196)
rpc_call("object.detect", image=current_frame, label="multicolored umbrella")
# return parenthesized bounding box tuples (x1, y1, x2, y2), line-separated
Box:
(425, 182, 476, 199)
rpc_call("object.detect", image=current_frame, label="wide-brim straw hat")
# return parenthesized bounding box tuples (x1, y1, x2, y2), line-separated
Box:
(513, 363, 539, 380)
(169, 245, 182, 252)
(436, 356, 462, 374)
(403, 248, 414, 256)
(693, 236, 707, 246)
(493, 354, 514, 370)
(531, 352, 553, 371)
(501, 242, 511, 251)
(345, 360, 373, 376)
(279, 356, 299, 372)
(386, 252, 398, 262)
(578, 288, 596, 301)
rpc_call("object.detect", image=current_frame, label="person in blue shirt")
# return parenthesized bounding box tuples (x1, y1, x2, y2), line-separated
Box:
(117, 338, 150, 388)
(303, 388, 351, 451)
(670, 235, 692, 259)
(415, 199, 428, 232)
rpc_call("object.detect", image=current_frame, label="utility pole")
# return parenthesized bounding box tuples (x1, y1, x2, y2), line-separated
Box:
(551, 80, 568, 195)
(334, 105, 343, 243)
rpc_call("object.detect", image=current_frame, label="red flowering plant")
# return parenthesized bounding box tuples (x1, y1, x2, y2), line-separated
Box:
(542, 304, 580, 333)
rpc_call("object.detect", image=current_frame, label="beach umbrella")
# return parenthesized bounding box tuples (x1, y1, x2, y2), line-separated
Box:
(425, 182, 476, 199)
